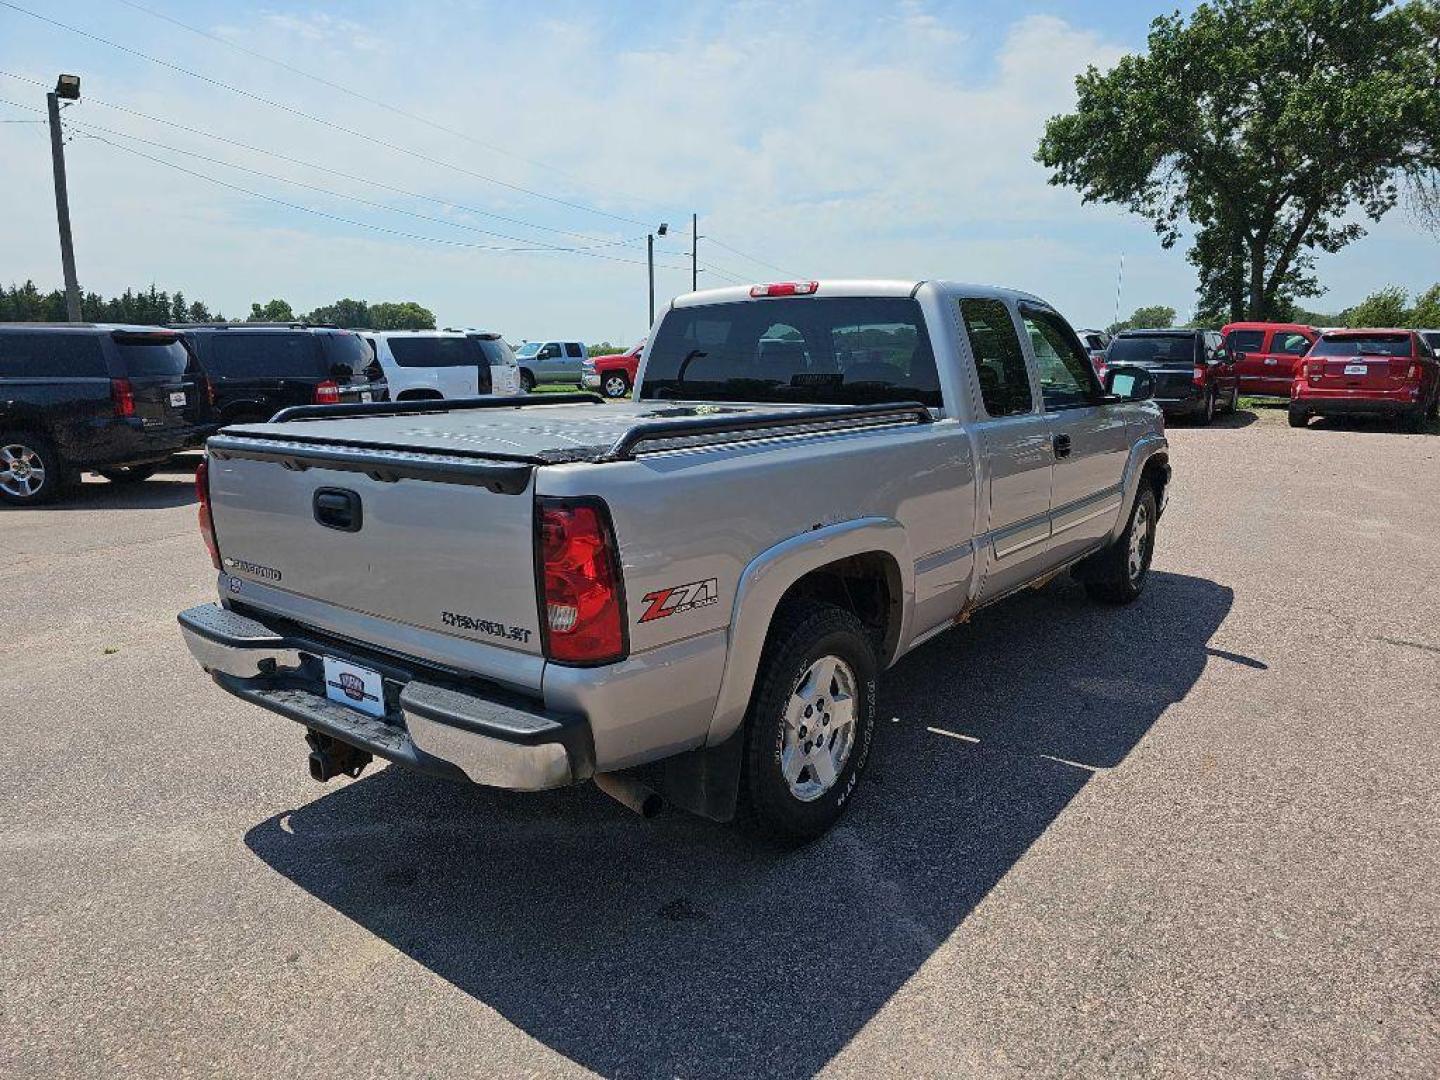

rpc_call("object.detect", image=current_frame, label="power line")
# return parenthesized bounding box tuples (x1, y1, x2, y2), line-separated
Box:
(0, 69, 631, 245)
(110, 0, 670, 216)
(703, 235, 799, 277)
(0, 0, 657, 227)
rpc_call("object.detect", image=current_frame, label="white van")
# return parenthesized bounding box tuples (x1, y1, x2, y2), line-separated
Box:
(366, 330, 522, 400)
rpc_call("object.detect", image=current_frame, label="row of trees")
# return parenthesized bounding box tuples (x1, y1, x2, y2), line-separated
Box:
(1108, 283, 1440, 333)
(1040, 0, 1440, 324)
(0, 282, 438, 330)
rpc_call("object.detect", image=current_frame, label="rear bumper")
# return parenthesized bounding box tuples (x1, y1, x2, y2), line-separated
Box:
(1155, 392, 1204, 415)
(177, 603, 591, 790)
(1291, 390, 1419, 416)
(76, 418, 195, 467)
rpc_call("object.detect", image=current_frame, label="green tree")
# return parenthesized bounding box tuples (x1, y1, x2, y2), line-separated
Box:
(305, 298, 372, 328)
(1343, 286, 1414, 327)
(368, 301, 435, 330)
(1410, 284, 1440, 327)
(1038, 0, 1440, 322)
(248, 298, 295, 322)
(587, 342, 621, 357)
(1107, 305, 1177, 334)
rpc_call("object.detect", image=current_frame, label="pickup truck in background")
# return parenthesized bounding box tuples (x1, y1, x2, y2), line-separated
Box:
(178, 280, 1169, 844)
(583, 339, 645, 398)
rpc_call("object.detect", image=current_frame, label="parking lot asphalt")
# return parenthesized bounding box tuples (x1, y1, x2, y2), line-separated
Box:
(2, 406, 1438, 1079)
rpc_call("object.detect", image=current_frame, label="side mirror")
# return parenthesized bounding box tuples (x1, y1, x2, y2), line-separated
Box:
(1104, 364, 1154, 402)
(329, 362, 354, 382)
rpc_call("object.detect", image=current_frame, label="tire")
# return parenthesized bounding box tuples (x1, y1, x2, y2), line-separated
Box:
(1079, 487, 1157, 605)
(1222, 385, 1239, 414)
(97, 463, 159, 484)
(601, 372, 631, 398)
(0, 432, 65, 505)
(1196, 387, 1216, 426)
(736, 602, 878, 846)
(1426, 390, 1438, 422)
(519, 369, 536, 393)
(1288, 406, 1309, 428)
(1400, 407, 1425, 434)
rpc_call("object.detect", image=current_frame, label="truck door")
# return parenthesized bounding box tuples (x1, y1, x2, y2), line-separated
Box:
(1226, 327, 1269, 395)
(563, 342, 586, 383)
(1018, 304, 1130, 566)
(957, 297, 1055, 602)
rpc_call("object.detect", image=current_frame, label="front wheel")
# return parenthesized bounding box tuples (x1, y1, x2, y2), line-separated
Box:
(97, 463, 159, 484)
(1079, 487, 1156, 605)
(0, 433, 65, 505)
(519, 369, 536, 393)
(601, 372, 631, 398)
(737, 602, 878, 846)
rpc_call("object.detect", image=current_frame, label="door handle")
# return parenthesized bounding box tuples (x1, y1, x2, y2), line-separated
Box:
(313, 487, 363, 532)
(1053, 433, 1072, 459)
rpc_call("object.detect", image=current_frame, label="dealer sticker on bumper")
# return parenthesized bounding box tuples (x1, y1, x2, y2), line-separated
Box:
(322, 656, 386, 717)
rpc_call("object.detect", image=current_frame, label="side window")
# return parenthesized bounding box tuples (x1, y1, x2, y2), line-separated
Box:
(1020, 307, 1100, 411)
(1225, 329, 1265, 353)
(539, 342, 561, 360)
(0, 332, 107, 379)
(958, 298, 1033, 417)
(564, 342, 583, 358)
(1273, 332, 1310, 356)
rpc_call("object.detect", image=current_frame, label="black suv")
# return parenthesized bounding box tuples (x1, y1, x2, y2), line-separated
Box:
(0, 323, 202, 504)
(175, 324, 386, 433)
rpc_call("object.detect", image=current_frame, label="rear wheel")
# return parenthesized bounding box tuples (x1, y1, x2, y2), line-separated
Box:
(737, 602, 878, 846)
(602, 372, 630, 398)
(97, 463, 159, 484)
(1288, 406, 1310, 428)
(0, 433, 65, 505)
(1197, 387, 1216, 426)
(1400, 406, 1426, 433)
(1079, 487, 1156, 605)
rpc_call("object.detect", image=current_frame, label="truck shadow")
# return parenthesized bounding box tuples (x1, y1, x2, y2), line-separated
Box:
(244, 570, 1234, 1079)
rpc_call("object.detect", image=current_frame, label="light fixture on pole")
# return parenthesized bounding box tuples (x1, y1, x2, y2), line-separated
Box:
(46, 73, 82, 321)
(647, 222, 668, 329)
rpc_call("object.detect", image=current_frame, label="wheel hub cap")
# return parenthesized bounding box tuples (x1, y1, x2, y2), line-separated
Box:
(780, 655, 857, 802)
(1128, 503, 1151, 581)
(0, 444, 45, 498)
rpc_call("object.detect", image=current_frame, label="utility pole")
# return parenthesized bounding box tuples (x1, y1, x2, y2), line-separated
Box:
(691, 212, 698, 292)
(647, 222, 668, 328)
(46, 74, 83, 322)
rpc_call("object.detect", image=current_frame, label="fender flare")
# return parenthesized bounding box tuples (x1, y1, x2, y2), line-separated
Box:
(705, 517, 915, 746)
(1109, 434, 1170, 543)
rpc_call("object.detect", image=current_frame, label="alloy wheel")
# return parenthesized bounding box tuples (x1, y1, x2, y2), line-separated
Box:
(604, 375, 629, 398)
(0, 443, 47, 499)
(1128, 500, 1152, 583)
(780, 655, 858, 802)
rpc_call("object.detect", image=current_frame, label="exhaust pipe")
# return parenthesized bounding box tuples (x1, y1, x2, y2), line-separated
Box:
(594, 772, 663, 818)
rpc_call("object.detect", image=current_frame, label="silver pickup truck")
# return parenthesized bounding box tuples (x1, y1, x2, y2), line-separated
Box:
(178, 280, 1169, 843)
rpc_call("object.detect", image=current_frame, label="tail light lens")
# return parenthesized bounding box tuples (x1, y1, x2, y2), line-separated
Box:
(537, 497, 625, 664)
(1309, 361, 1325, 381)
(110, 377, 136, 418)
(1391, 360, 1420, 381)
(1193, 364, 1207, 386)
(313, 380, 341, 405)
(195, 457, 221, 569)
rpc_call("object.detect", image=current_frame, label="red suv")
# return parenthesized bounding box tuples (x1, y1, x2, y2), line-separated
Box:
(583, 339, 645, 398)
(1290, 329, 1439, 432)
(1222, 321, 1319, 396)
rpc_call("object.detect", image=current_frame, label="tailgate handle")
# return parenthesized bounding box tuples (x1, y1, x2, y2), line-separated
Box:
(313, 487, 363, 532)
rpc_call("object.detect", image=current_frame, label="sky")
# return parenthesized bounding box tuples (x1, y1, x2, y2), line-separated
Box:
(1, 0, 1437, 342)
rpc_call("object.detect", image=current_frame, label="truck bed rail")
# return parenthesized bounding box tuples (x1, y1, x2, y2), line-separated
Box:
(597, 401, 934, 462)
(268, 392, 605, 425)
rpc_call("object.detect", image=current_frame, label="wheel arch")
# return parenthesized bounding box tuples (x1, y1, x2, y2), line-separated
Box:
(705, 518, 914, 747)
(1108, 435, 1170, 543)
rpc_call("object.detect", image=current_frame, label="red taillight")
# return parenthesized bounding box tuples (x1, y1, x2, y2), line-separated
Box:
(313, 380, 341, 405)
(537, 497, 625, 664)
(750, 281, 819, 298)
(195, 457, 221, 570)
(110, 377, 135, 418)
(1193, 364, 1207, 386)
(1391, 359, 1420, 381)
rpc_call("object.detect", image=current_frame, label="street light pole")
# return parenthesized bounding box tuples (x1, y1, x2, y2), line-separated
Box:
(647, 222, 668, 329)
(46, 74, 82, 322)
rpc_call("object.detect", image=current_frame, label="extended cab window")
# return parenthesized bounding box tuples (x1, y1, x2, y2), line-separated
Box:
(1225, 329, 1265, 352)
(959, 298, 1032, 417)
(387, 337, 478, 367)
(565, 342, 583, 358)
(0, 332, 107, 378)
(1021, 307, 1100, 410)
(641, 296, 941, 407)
(206, 333, 324, 379)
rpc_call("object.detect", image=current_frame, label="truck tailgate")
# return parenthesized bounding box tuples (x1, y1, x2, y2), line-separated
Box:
(207, 446, 542, 657)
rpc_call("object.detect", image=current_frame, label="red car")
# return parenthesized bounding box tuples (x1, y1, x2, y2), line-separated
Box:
(1290, 329, 1440, 432)
(1222, 321, 1319, 396)
(583, 339, 645, 398)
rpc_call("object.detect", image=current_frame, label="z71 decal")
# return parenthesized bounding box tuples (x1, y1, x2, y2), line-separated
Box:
(639, 578, 719, 623)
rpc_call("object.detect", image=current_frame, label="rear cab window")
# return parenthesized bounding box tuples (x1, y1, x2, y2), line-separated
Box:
(0, 332, 107, 379)
(1108, 334, 1198, 364)
(387, 336, 481, 368)
(959, 298, 1033, 417)
(640, 295, 942, 407)
(205, 332, 325, 379)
